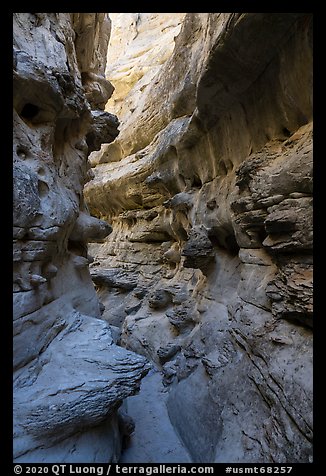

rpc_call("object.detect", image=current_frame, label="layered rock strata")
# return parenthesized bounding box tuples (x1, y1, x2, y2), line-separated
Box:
(13, 13, 149, 463)
(86, 13, 313, 463)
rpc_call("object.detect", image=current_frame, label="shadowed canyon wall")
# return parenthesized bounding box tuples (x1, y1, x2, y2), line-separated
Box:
(86, 13, 313, 463)
(13, 13, 149, 463)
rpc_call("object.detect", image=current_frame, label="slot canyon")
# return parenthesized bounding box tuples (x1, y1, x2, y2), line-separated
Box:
(13, 13, 313, 464)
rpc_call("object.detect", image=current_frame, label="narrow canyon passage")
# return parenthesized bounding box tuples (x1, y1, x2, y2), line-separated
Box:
(120, 370, 192, 463)
(13, 13, 313, 464)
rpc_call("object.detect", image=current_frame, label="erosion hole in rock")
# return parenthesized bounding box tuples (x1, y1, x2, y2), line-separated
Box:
(218, 160, 228, 176)
(16, 146, 29, 159)
(67, 238, 87, 257)
(38, 180, 49, 197)
(207, 227, 240, 256)
(191, 175, 202, 188)
(282, 127, 291, 137)
(257, 227, 268, 245)
(224, 234, 240, 255)
(20, 103, 40, 121)
(37, 167, 46, 177)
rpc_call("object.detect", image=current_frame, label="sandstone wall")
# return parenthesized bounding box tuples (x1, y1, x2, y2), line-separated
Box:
(105, 13, 185, 122)
(86, 13, 313, 463)
(13, 13, 149, 463)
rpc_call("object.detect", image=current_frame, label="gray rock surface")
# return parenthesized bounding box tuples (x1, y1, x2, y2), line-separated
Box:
(86, 13, 313, 463)
(120, 370, 192, 463)
(13, 13, 149, 463)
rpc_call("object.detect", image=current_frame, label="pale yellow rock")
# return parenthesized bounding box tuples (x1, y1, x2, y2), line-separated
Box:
(106, 13, 185, 122)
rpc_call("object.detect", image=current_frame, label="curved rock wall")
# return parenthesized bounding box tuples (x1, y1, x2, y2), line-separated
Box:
(86, 13, 313, 463)
(105, 13, 185, 122)
(13, 13, 149, 463)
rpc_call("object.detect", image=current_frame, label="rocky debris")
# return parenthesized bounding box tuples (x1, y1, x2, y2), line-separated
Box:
(182, 226, 215, 271)
(163, 242, 181, 264)
(232, 123, 313, 326)
(263, 197, 312, 252)
(163, 192, 194, 213)
(202, 351, 229, 377)
(86, 13, 312, 463)
(91, 268, 139, 291)
(166, 305, 198, 334)
(13, 13, 149, 463)
(86, 110, 120, 153)
(238, 248, 273, 266)
(148, 289, 172, 310)
(157, 344, 181, 365)
(69, 211, 113, 243)
(266, 260, 313, 328)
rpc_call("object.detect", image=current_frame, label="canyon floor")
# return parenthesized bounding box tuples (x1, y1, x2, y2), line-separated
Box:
(120, 369, 191, 463)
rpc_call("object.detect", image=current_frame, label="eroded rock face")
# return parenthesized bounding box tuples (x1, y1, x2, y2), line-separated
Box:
(86, 13, 313, 463)
(89, 13, 185, 167)
(13, 13, 149, 463)
(105, 13, 185, 121)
